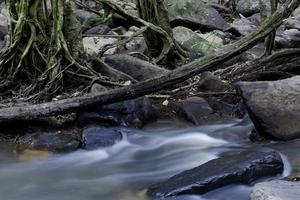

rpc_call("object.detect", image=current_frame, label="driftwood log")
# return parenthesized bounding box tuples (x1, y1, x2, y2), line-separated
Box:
(0, 0, 299, 123)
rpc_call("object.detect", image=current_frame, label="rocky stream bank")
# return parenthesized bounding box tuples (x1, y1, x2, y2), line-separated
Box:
(0, 0, 300, 200)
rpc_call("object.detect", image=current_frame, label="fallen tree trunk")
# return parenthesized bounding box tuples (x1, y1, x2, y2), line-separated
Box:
(0, 0, 299, 123)
(219, 48, 300, 81)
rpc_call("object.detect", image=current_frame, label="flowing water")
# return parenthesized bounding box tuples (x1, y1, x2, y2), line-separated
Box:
(0, 118, 297, 200)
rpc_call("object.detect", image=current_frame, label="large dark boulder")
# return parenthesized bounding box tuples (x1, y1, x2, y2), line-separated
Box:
(236, 76, 300, 140)
(148, 151, 283, 198)
(78, 97, 157, 128)
(105, 54, 168, 81)
(82, 126, 122, 150)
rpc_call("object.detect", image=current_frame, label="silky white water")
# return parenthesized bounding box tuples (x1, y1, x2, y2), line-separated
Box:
(0, 119, 293, 200)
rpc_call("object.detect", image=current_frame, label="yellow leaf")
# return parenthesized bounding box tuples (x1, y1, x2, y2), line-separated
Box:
(162, 99, 169, 106)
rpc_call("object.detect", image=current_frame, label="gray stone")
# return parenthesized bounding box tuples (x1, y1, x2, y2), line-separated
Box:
(237, 0, 270, 16)
(198, 72, 230, 92)
(251, 180, 300, 200)
(276, 29, 300, 48)
(236, 76, 300, 140)
(105, 54, 168, 81)
(230, 17, 257, 36)
(148, 151, 283, 198)
(74, 9, 96, 23)
(90, 83, 107, 94)
(83, 36, 118, 55)
(167, 0, 229, 31)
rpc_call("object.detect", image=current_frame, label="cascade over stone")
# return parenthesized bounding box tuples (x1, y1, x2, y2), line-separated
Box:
(236, 76, 300, 140)
(148, 151, 283, 198)
(82, 126, 123, 149)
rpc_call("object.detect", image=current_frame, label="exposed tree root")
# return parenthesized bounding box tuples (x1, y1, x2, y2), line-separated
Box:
(0, 0, 98, 101)
(0, 0, 299, 123)
(97, 0, 186, 64)
(218, 48, 300, 81)
(98, 26, 148, 57)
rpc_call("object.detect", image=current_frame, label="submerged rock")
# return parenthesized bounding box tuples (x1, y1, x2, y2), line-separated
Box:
(236, 76, 300, 140)
(18, 130, 81, 153)
(251, 180, 300, 200)
(82, 126, 122, 150)
(148, 151, 283, 198)
(166, 0, 229, 31)
(105, 54, 168, 81)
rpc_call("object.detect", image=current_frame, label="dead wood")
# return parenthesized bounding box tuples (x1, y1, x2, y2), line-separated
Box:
(0, 0, 299, 123)
(218, 48, 300, 81)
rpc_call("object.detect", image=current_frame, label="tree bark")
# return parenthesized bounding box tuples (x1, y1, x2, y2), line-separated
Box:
(219, 48, 300, 81)
(136, 0, 185, 65)
(0, 0, 299, 123)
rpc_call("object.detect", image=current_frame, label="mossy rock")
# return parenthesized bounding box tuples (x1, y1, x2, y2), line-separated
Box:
(166, 0, 229, 31)
(237, 0, 270, 16)
(173, 26, 221, 55)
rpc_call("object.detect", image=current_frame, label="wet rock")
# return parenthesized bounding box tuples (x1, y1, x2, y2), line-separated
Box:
(292, 5, 300, 19)
(251, 180, 300, 200)
(229, 17, 257, 36)
(82, 126, 122, 149)
(167, 0, 229, 31)
(148, 151, 283, 198)
(276, 29, 300, 48)
(179, 97, 215, 125)
(90, 83, 108, 93)
(198, 72, 230, 92)
(78, 97, 157, 128)
(283, 19, 300, 31)
(105, 54, 168, 81)
(237, 0, 270, 17)
(18, 130, 81, 153)
(74, 9, 96, 23)
(236, 76, 300, 140)
(173, 26, 220, 56)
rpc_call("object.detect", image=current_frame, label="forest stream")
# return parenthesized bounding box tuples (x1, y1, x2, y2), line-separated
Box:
(0, 118, 296, 200)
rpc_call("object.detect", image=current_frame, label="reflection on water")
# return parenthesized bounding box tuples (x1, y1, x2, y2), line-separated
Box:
(0, 118, 287, 200)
